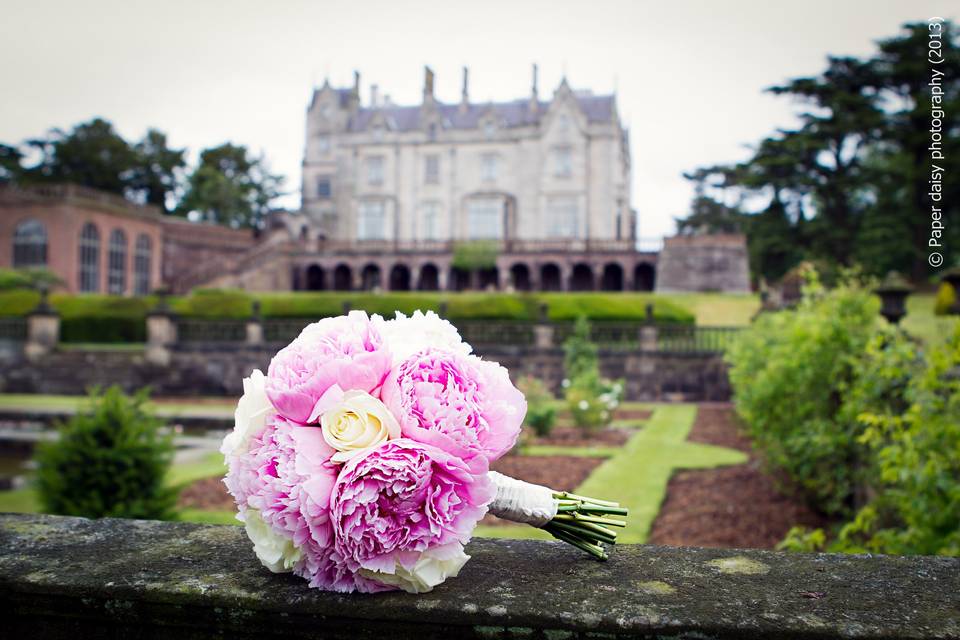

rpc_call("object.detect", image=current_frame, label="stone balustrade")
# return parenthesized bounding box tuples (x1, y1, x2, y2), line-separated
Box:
(1, 513, 957, 639)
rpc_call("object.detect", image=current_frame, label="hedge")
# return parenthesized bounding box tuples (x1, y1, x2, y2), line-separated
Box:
(0, 289, 694, 343)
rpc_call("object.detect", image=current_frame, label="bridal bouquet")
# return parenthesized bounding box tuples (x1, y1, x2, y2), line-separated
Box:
(221, 310, 627, 593)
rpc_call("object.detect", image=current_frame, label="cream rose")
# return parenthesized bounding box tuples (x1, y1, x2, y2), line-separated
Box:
(320, 390, 400, 462)
(359, 543, 470, 594)
(244, 508, 302, 573)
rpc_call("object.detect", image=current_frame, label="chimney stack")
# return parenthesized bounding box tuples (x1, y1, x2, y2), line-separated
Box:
(529, 64, 539, 113)
(460, 67, 469, 113)
(350, 70, 361, 111)
(422, 66, 435, 104)
(370, 83, 379, 108)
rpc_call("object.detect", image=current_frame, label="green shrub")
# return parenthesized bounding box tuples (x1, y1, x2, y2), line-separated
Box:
(0, 267, 63, 291)
(935, 282, 956, 316)
(562, 317, 623, 431)
(451, 241, 499, 270)
(517, 376, 557, 437)
(173, 288, 252, 317)
(783, 326, 960, 556)
(34, 386, 177, 520)
(726, 275, 884, 515)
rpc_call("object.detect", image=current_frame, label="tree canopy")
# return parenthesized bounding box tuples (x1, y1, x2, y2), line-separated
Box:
(676, 21, 960, 284)
(2, 119, 282, 225)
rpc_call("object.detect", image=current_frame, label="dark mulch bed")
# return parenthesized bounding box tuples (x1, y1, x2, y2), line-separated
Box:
(531, 426, 630, 448)
(180, 476, 234, 511)
(647, 405, 831, 549)
(615, 408, 653, 421)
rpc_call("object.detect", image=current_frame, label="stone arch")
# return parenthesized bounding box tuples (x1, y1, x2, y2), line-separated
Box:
(510, 263, 531, 291)
(306, 264, 326, 291)
(418, 263, 440, 291)
(540, 263, 562, 292)
(450, 267, 471, 292)
(477, 267, 499, 291)
(333, 264, 352, 291)
(601, 263, 624, 291)
(361, 263, 382, 291)
(634, 263, 656, 292)
(389, 264, 411, 291)
(570, 263, 594, 292)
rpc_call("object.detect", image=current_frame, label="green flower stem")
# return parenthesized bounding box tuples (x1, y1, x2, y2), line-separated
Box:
(542, 491, 629, 560)
(544, 525, 608, 560)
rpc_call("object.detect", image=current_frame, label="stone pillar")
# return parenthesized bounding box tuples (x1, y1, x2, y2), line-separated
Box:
(437, 268, 449, 291)
(533, 302, 553, 349)
(639, 303, 658, 352)
(146, 293, 177, 366)
(245, 301, 264, 346)
(24, 287, 59, 362)
(559, 264, 572, 292)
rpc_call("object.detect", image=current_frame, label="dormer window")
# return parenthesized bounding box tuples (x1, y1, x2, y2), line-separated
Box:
(483, 121, 495, 141)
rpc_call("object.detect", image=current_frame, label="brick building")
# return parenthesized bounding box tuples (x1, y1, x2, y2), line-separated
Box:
(0, 184, 256, 295)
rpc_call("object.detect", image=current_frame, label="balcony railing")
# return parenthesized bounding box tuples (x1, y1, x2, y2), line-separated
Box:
(315, 238, 648, 255)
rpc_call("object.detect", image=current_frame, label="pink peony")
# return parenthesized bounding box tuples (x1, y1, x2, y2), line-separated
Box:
(380, 349, 526, 467)
(266, 311, 392, 424)
(330, 439, 494, 587)
(224, 414, 387, 592)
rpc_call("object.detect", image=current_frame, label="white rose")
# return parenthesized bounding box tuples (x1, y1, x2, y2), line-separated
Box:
(360, 544, 470, 594)
(320, 390, 400, 462)
(220, 369, 273, 461)
(379, 310, 472, 366)
(244, 508, 302, 573)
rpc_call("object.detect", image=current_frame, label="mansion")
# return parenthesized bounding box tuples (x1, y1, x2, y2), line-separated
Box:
(291, 66, 656, 292)
(0, 68, 751, 295)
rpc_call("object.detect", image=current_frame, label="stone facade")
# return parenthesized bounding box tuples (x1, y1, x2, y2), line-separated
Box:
(655, 233, 751, 293)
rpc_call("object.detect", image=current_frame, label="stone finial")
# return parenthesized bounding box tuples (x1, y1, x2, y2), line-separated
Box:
(250, 300, 262, 321)
(538, 301, 549, 323)
(370, 84, 379, 108)
(342, 301, 352, 315)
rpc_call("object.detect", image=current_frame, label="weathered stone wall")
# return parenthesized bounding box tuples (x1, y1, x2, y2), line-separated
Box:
(656, 234, 751, 293)
(0, 345, 730, 401)
(2, 513, 957, 639)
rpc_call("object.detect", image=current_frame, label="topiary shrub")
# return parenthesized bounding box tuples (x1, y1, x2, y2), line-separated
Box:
(562, 316, 623, 432)
(517, 376, 557, 437)
(935, 281, 956, 316)
(34, 386, 177, 520)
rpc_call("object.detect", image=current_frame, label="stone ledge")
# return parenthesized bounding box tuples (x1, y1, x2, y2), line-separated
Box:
(1, 513, 957, 639)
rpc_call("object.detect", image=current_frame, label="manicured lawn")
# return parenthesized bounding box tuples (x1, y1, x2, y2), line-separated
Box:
(476, 404, 747, 542)
(658, 292, 761, 327)
(902, 293, 959, 347)
(0, 393, 235, 418)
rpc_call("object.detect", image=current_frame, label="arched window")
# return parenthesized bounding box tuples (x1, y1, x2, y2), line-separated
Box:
(13, 219, 47, 268)
(108, 229, 127, 295)
(78, 223, 100, 292)
(134, 234, 152, 295)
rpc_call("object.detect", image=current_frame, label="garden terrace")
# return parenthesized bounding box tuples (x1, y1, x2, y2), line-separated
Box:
(2, 512, 958, 639)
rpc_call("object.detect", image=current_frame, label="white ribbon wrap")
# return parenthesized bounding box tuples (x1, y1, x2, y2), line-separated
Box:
(487, 471, 558, 528)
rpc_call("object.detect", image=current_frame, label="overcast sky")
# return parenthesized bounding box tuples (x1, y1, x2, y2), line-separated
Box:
(1, 0, 955, 240)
